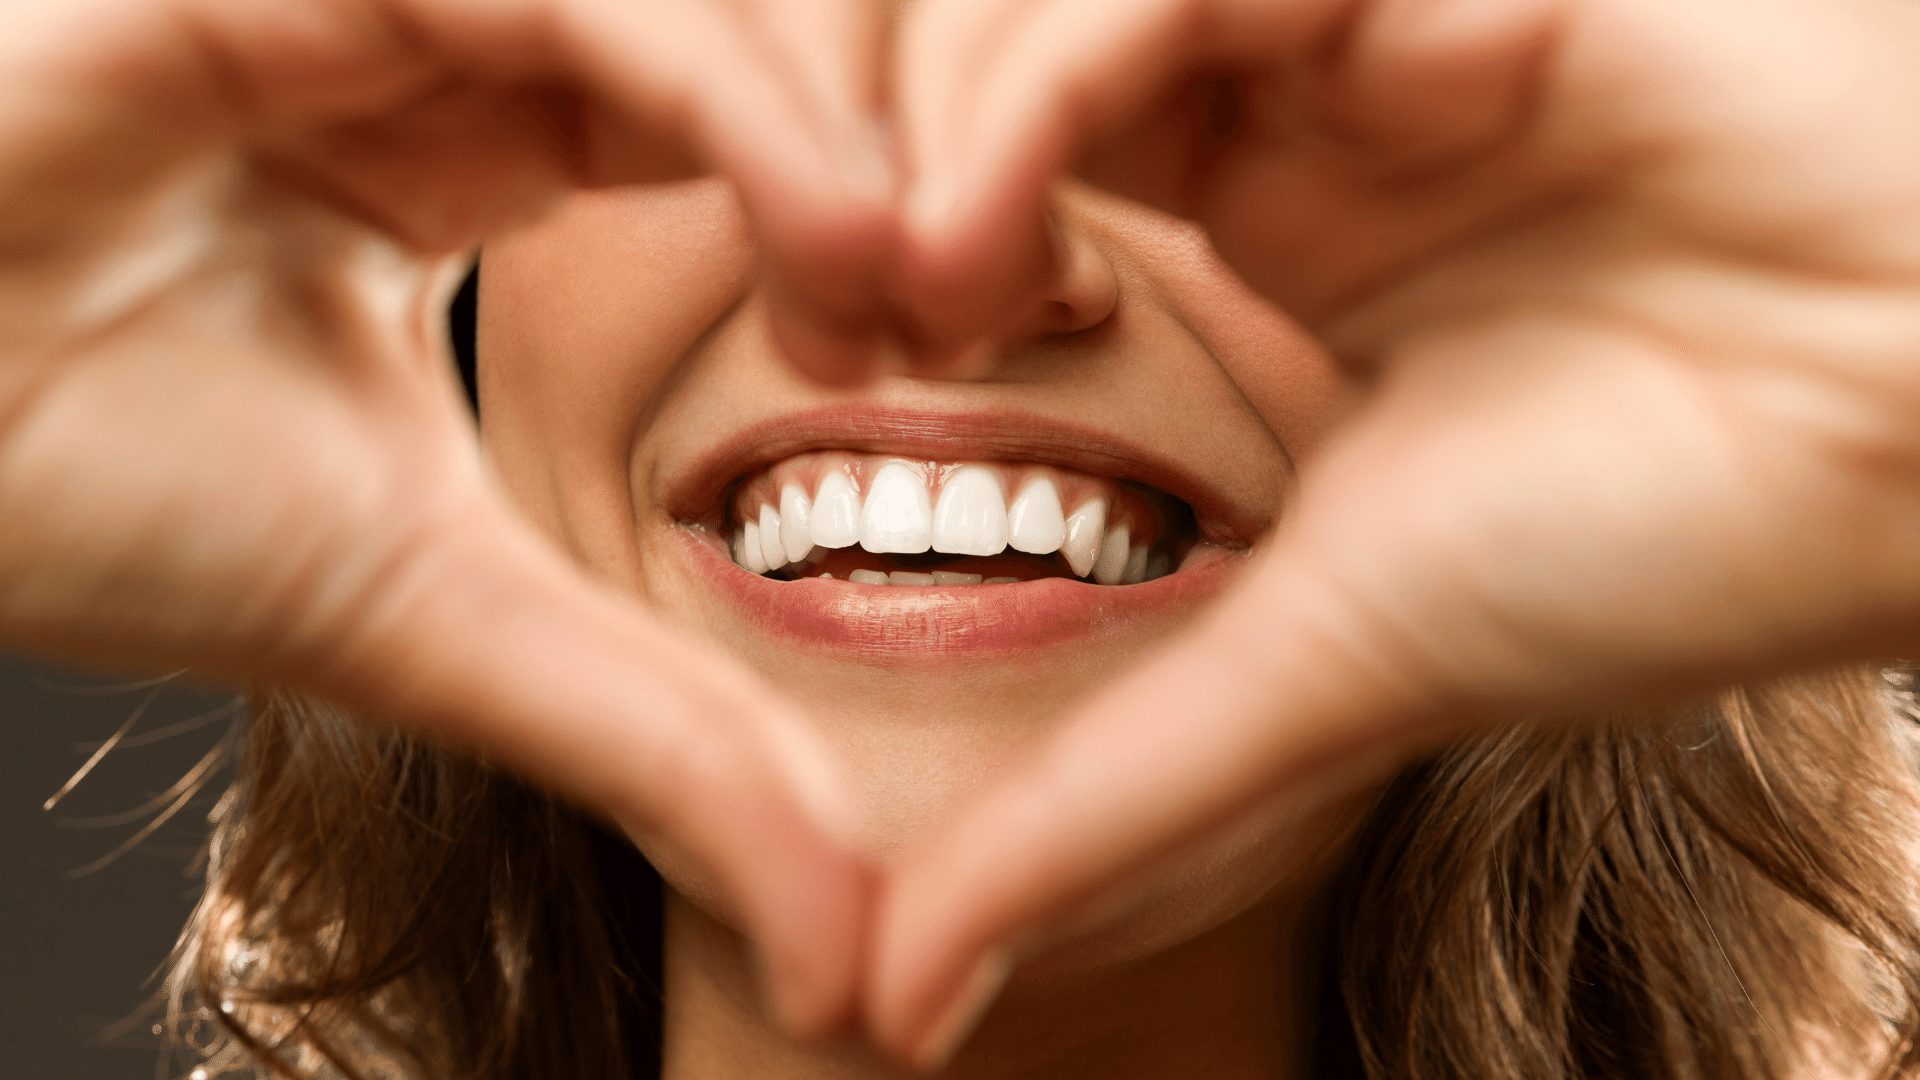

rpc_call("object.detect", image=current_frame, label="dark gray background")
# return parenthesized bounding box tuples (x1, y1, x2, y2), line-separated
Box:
(2, 651, 239, 1078)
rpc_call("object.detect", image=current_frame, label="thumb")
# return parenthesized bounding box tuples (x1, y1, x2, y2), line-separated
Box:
(864, 540, 1446, 1067)
(306, 496, 873, 1040)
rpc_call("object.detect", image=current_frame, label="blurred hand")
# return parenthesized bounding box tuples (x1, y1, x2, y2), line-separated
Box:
(875, 0, 1920, 1064)
(0, 0, 894, 1038)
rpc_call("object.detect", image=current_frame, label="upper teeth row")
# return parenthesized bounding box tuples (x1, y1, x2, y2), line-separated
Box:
(731, 461, 1156, 585)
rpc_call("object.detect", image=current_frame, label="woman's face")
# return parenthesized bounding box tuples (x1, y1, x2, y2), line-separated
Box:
(480, 178, 1361, 972)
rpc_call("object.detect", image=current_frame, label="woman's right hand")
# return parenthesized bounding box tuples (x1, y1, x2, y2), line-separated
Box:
(0, 0, 888, 1038)
(874, 0, 1920, 1062)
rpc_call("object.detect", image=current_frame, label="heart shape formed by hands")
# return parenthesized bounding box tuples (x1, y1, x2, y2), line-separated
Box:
(4, 0, 1920, 1072)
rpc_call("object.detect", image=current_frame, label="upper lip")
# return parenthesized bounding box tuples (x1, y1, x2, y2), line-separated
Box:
(662, 404, 1269, 544)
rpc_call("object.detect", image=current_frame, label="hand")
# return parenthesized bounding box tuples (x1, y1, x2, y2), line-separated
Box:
(0, 0, 894, 1037)
(875, 0, 1920, 1062)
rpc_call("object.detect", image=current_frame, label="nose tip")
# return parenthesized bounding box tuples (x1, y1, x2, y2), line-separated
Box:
(1028, 215, 1119, 337)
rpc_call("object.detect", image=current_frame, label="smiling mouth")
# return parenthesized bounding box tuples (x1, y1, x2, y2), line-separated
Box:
(724, 451, 1206, 587)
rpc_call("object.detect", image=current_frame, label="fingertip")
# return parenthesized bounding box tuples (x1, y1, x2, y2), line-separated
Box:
(890, 334, 1002, 382)
(763, 288, 889, 387)
(751, 165, 900, 388)
(866, 914, 1013, 1072)
(757, 842, 877, 1043)
(892, 170, 1060, 361)
(906, 947, 1014, 1072)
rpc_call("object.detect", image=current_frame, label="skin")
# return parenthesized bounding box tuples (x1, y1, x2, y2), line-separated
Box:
(481, 178, 1362, 1077)
(2, 0, 1920, 1068)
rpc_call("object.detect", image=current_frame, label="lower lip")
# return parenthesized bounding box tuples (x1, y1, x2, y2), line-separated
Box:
(679, 529, 1244, 659)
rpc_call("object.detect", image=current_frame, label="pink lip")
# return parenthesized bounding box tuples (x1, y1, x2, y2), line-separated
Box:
(679, 529, 1245, 659)
(663, 405, 1266, 545)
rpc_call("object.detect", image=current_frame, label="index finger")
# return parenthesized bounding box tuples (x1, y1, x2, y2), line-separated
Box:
(891, 0, 1337, 353)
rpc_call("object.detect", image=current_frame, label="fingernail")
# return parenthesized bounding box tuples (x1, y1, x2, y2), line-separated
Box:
(911, 947, 1014, 1073)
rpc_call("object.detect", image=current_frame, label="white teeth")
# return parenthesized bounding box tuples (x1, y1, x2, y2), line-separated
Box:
(860, 461, 933, 553)
(1093, 523, 1131, 585)
(932, 466, 1009, 556)
(737, 463, 1182, 587)
(739, 521, 770, 574)
(759, 505, 788, 570)
(1006, 477, 1066, 554)
(779, 485, 814, 564)
(1061, 498, 1107, 578)
(810, 472, 862, 549)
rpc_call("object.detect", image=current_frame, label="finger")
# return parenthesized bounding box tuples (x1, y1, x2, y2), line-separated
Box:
(556, 0, 896, 385)
(890, 0, 1203, 350)
(712, 0, 903, 384)
(891, 0, 1096, 357)
(309, 497, 875, 1040)
(866, 544, 1440, 1066)
(896, 0, 1384, 352)
(416, 0, 896, 256)
(300, 0, 903, 380)
(727, 0, 882, 153)
(316, 0, 899, 378)
(30, 0, 899, 379)
(16, 0, 896, 312)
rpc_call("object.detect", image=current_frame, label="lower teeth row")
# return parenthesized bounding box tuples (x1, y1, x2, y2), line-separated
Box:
(743, 542, 1177, 588)
(838, 570, 1018, 586)
(736, 532, 1173, 587)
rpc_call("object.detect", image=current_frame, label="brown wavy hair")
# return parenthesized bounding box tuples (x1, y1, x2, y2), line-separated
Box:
(157, 666, 1920, 1079)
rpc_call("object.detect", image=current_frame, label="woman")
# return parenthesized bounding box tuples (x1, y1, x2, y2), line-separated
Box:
(164, 177, 1920, 1080)
(7, 0, 1920, 1076)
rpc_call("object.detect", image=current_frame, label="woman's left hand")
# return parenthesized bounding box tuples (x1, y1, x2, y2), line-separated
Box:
(868, 0, 1920, 1064)
(0, 0, 896, 1038)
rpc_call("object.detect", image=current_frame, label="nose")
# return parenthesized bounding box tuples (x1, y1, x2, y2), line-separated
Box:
(1024, 209, 1120, 336)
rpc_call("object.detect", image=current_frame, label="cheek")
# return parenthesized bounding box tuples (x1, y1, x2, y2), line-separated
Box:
(478, 181, 755, 575)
